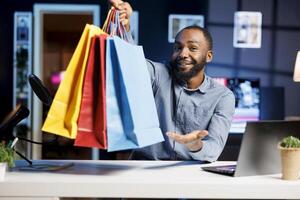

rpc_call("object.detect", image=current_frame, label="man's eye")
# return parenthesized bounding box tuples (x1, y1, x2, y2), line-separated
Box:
(190, 47, 198, 51)
(174, 46, 182, 51)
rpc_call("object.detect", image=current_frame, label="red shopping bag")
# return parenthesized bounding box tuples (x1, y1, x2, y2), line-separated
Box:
(75, 34, 108, 148)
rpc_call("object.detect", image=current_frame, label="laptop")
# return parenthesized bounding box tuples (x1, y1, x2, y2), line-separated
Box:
(202, 120, 300, 177)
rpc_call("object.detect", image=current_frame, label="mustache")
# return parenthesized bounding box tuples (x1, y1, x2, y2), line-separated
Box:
(171, 58, 197, 67)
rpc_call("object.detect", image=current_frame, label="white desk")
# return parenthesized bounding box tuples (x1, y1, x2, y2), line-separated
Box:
(0, 160, 299, 199)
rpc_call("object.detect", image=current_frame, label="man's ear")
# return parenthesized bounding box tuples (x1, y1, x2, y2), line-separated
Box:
(206, 50, 213, 63)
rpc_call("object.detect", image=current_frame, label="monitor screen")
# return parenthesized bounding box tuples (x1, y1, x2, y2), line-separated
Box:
(213, 78, 260, 133)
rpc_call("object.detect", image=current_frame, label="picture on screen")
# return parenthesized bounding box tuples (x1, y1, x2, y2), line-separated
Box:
(213, 78, 260, 133)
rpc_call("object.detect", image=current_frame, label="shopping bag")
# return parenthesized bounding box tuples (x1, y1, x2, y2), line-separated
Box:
(75, 34, 108, 148)
(42, 24, 105, 139)
(106, 36, 164, 152)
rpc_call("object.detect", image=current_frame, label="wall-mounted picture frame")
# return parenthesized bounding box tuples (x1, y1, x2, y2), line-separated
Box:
(168, 14, 204, 43)
(233, 11, 262, 48)
(130, 11, 139, 44)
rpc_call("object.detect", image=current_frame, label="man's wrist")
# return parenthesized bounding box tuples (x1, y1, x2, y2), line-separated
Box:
(189, 147, 202, 153)
(188, 140, 203, 152)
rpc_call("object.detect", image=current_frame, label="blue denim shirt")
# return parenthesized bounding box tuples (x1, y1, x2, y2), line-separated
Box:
(131, 60, 235, 162)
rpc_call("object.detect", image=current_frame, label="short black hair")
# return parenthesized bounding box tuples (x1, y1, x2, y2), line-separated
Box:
(177, 26, 213, 51)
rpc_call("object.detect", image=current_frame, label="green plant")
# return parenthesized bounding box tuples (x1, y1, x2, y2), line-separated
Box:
(280, 136, 300, 148)
(0, 143, 15, 167)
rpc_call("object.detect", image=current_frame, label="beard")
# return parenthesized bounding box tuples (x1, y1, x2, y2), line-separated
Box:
(170, 57, 206, 82)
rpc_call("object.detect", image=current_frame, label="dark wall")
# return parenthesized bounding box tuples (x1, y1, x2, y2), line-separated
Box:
(260, 87, 285, 120)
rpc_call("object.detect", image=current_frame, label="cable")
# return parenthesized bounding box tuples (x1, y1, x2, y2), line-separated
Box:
(15, 135, 58, 145)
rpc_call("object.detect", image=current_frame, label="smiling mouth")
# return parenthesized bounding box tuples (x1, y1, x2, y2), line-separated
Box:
(175, 59, 195, 66)
(176, 62, 193, 69)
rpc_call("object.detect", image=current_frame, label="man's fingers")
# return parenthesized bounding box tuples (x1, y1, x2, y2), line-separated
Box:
(119, 10, 128, 14)
(166, 132, 191, 144)
(109, 0, 123, 8)
(193, 130, 209, 139)
(119, 13, 128, 19)
(114, 2, 131, 11)
(167, 130, 208, 144)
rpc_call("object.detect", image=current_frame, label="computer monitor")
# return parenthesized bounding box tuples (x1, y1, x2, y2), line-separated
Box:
(213, 78, 260, 133)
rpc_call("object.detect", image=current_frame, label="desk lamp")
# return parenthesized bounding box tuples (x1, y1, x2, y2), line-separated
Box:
(293, 51, 300, 82)
(287, 51, 300, 121)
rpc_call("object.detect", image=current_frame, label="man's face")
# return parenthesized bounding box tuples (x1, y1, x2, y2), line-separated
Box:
(170, 29, 212, 81)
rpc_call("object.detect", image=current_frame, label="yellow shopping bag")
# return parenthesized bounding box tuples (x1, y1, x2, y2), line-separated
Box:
(42, 24, 106, 138)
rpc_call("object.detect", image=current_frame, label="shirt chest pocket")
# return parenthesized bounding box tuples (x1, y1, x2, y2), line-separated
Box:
(191, 107, 212, 128)
(194, 107, 209, 117)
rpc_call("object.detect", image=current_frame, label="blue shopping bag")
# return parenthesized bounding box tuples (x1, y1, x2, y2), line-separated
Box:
(106, 36, 164, 152)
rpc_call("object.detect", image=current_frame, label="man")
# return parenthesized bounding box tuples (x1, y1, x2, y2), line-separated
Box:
(110, 0, 235, 162)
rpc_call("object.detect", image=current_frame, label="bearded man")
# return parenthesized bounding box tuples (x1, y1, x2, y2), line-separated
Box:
(110, 0, 235, 162)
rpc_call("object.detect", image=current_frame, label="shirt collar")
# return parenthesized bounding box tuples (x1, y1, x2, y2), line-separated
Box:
(182, 74, 209, 94)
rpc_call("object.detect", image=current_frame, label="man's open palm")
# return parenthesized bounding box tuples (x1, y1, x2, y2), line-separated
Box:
(167, 130, 208, 152)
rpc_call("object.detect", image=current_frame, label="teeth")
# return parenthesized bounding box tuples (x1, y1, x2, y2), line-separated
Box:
(178, 62, 188, 65)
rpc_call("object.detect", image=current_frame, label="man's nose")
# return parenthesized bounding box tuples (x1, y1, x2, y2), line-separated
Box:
(179, 47, 189, 58)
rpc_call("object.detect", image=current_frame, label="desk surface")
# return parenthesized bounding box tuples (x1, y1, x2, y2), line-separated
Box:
(0, 160, 299, 199)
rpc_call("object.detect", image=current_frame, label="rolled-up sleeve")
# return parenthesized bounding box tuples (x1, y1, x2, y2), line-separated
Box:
(189, 91, 235, 162)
